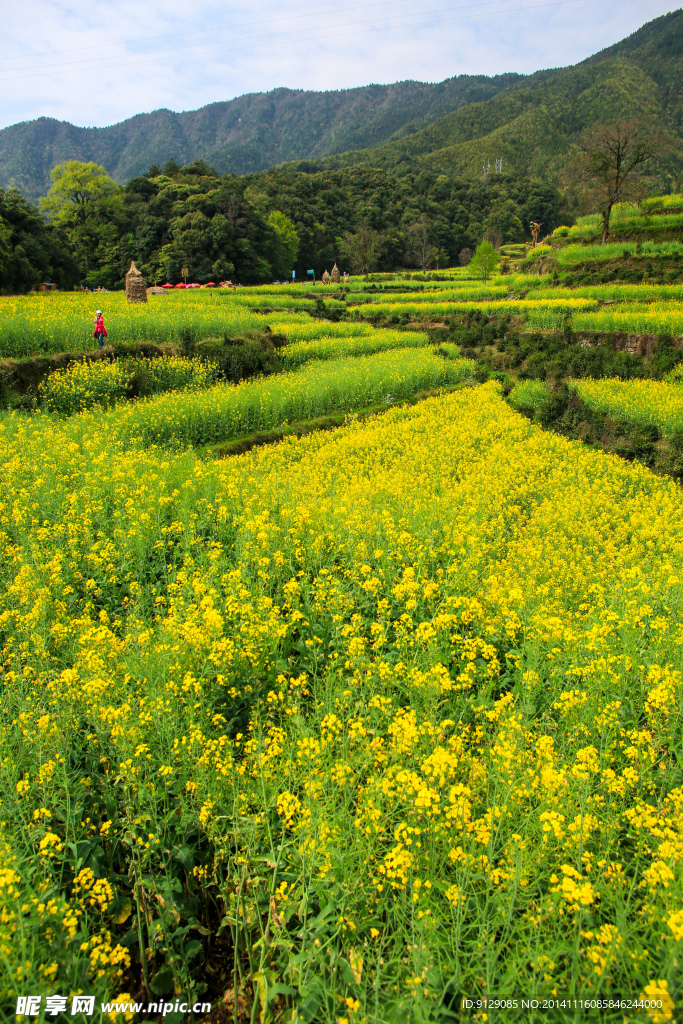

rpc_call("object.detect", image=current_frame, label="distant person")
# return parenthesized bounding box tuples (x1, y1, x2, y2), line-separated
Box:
(94, 309, 108, 349)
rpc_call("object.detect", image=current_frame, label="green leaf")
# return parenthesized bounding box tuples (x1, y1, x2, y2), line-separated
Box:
(150, 966, 174, 995)
(112, 897, 132, 925)
(171, 844, 194, 869)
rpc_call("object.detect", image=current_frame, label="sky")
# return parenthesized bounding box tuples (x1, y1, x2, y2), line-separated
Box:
(0, 0, 676, 130)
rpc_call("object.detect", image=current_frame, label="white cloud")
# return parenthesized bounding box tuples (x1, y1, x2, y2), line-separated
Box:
(0, 0, 675, 128)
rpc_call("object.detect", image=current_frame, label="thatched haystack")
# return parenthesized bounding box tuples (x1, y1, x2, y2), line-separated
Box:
(146, 285, 168, 295)
(126, 261, 148, 303)
(331, 264, 340, 283)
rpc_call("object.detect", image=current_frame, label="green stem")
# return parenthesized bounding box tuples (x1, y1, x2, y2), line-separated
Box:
(134, 867, 151, 999)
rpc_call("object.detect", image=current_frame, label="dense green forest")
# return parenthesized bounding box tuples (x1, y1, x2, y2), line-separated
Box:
(0, 187, 78, 292)
(1, 158, 569, 290)
(0, 76, 525, 204)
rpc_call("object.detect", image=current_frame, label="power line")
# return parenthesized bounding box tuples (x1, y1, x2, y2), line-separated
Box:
(0, 0, 588, 84)
(0, 0, 520, 63)
(1, 0, 523, 75)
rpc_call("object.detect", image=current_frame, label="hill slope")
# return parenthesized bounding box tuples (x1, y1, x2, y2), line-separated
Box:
(0, 75, 523, 202)
(307, 10, 683, 183)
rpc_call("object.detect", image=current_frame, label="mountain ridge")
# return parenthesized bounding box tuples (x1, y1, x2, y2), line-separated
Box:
(0, 74, 525, 202)
(295, 11, 683, 184)
(1, 9, 682, 202)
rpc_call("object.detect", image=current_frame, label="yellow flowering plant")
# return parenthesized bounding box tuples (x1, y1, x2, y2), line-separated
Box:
(1, 376, 682, 1015)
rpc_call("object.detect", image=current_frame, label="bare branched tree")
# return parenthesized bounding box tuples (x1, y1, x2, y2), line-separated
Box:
(407, 217, 438, 273)
(216, 195, 249, 231)
(340, 221, 383, 278)
(484, 226, 503, 251)
(577, 120, 661, 243)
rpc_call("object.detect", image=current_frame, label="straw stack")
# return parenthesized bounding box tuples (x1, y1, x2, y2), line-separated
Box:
(126, 261, 148, 303)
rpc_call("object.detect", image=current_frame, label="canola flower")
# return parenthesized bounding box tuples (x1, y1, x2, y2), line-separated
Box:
(348, 268, 472, 285)
(559, 198, 683, 238)
(0, 290, 422, 359)
(566, 197, 683, 227)
(229, 293, 347, 312)
(571, 303, 683, 336)
(534, 283, 683, 303)
(557, 241, 683, 266)
(0, 292, 350, 358)
(640, 194, 683, 215)
(39, 356, 220, 415)
(348, 297, 598, 322)
(1, 383, 682, 1014)
(347, 280, 448, 293)
(347, 286, 512, 304)
(244, 284, 342, 294)
(7, 275, 680, 363)
(564, 202, 643, 229)
(20, 347, 477, 452)
(0, 292, 263, 357)
(265, 319, 379, 342)
(572, 377, 683, 437)
(280, 329, 431, 366)
(507, 379, 550, 411)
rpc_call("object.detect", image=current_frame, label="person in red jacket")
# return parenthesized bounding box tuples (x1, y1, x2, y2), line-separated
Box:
(94, 309, 108, 349)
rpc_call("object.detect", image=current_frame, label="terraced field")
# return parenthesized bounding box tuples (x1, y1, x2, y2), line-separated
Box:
(1, 215, 682, 1022)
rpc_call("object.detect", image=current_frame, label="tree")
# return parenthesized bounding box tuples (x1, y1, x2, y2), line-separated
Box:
(469, 240, 500, 283)
(340, 221, 383, 278)
(406, 216, 438, 273)
(0, 187, 78, 292)
(268, 211, 299, 277)
(484, 199, 524, 245)
(212, 257, 235, 282)
(577, 121, 660, 243)
(40, 161, 124, 286)
(40, 161, 121, 229)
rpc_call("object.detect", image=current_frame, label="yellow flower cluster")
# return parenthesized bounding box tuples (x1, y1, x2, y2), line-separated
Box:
(535, 283, 683, 303)
(23, 347, 475, 452)
(280, 328, 431, 366)
(2, 380, 682, 1011)
(349, 297, 598, 322)
(558, 241, 683, 266)
(0, 841, 129, 1003)
(0, 290, 367, 358)
(573, 377, 683, 437)
(572, 301, 683, 335)
(39, 356, 219, 414)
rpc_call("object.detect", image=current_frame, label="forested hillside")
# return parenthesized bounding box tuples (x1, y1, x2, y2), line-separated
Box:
(1, 10, 680, 291)
(296, 10, 683, 186)
(0, 187, 77, 291)
(0, 75, 523, 203)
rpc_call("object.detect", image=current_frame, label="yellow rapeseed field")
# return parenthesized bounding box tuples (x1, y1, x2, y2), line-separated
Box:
(1, 381, 681, 1018)
(572, 378, 683, 436)
(39, 357, 220, 414)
